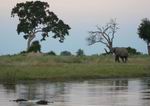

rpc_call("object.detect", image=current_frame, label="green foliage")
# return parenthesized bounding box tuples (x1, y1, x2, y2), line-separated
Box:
(11, 1, 71, 49)
(20, 51, 27, 54)
(47, 51, 56, 56)
(126, 47, 141, 55)
(138, 18, 150, 43)
(60, 51, 72, 56)
(76, 49, 85, 56)
(27, 40, 41, 53)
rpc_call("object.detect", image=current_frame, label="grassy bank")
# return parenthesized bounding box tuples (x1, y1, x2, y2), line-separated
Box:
(0, 54, 150, 81)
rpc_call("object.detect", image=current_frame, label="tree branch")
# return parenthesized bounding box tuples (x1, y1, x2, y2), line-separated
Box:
(96, 25, 111, 43)
(34, 27, 43, 33)
(89, 31, 110, 44)
(87, 19, 119, 53)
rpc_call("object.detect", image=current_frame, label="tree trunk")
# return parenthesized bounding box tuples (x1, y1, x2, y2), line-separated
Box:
(27, 33, 35, 51)
(27, 38, 31, 51)
(108, 41, 113, 53)
(104, 43, 113, 54)
(104, 48, 109, 54)
(148, 42, 150, 55)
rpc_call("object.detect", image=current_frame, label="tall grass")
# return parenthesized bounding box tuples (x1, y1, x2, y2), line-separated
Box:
(0, 54, 149, 81)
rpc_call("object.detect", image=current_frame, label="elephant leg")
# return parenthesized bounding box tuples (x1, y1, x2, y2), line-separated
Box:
(115, 55, 118, 62)
(121, 57, 124, 63)
(124, 56, 128, 63)
(118, 57, 120, 62)
(115, 55, 120, 62)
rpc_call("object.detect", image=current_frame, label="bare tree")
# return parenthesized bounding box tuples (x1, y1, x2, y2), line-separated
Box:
(86, 19, 119, 54)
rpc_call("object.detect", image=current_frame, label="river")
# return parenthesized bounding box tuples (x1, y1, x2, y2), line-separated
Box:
(0, 78, 150, 106)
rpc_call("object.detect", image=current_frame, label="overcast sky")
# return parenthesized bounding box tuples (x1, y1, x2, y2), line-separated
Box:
(0, 0, 150, 55)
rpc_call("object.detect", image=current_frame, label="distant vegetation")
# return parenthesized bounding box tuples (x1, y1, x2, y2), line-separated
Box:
(19, 46, 142, 57)
(126, 47, 142, 55)
(76, 49, 85, 56)
(47, 51, 56, 56)
(60, 51, 72, 56)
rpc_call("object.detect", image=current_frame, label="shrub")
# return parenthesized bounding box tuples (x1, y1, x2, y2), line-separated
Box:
(126, 47, 142, 55)
(47, 51, 56, 56)
(20, 51, 27, 54)
(27, 40, 41, 53)
(76, 49, 85, 56)
(60, 51, 72, 56)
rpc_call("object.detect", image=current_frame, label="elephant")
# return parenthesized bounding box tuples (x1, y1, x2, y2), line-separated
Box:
(112, 47, 128, 63)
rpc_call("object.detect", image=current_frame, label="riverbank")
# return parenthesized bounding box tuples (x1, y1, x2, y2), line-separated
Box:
(0, 54, 149, 81)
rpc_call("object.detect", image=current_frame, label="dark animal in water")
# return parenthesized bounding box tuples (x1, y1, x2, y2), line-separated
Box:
(12, 99, 52, 105)
(112, 47, 128, 63)
(13, 99, 28, 102)
(36, 100, 49, 105)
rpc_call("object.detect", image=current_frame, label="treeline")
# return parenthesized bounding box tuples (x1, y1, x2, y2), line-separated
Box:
(20, 49, 85, 56)
(20, 41, 85, 56)
(47, 49, 85, 56)
(19, 40, 142, 56)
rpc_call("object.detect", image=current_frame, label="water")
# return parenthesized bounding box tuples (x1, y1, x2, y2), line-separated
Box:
(0, 78, 150, 106)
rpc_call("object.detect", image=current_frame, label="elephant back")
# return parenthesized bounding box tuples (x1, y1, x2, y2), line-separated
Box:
(114, 47, 128, 57)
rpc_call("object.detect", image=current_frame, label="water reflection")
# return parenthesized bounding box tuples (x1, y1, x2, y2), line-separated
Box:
(0, 79, 150, 106)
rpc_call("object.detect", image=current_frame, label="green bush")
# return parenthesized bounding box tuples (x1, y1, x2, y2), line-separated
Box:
(76, 49, 85, 56)
(126, 47, 142, 55)
(47, 51, 56, 56)
(60, 51, 72, 56)
(27, 40, 41, 53)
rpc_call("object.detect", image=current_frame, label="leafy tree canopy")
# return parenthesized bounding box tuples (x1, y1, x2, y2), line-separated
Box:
(11, 1, 71, 50)
(138, 18, 150, 43)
